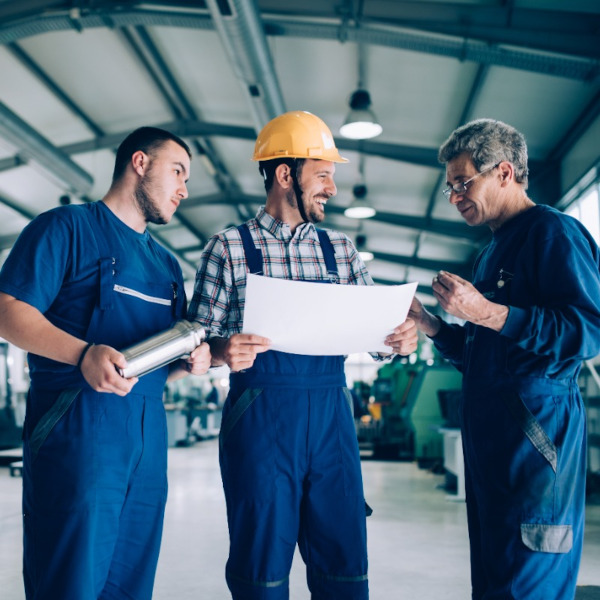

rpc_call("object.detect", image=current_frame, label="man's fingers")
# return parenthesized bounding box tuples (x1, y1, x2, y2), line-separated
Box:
(229, 335, 271, 355)
(433, 274, 450, 294)
(385, 319, 418, 349)
(184, 344, 212, 374)
(111, 351, 128, 370)
(438, 270, 470, 289)
(230, 333, 271, 346)
(96, 372, 137, 395)
(188, 342, 212, 368)
(394, 318, 416, 333)
(250, 343, 271, 354)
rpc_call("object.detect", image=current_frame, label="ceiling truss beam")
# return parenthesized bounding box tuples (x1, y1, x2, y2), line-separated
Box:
(0, 119, 501, 174)
(180, 191, 483, 242)
(0, 6, 596, 81)
(0, 101, 94, 195)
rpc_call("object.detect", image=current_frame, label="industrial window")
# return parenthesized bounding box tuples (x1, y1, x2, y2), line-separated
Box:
(564, 172, 600, 245)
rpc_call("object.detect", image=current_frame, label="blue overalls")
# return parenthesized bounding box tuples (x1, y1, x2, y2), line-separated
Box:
(218, 224, 369, 600)
(22, 203, 184, 600)
(432, 206, 600, 600)
(461, 270, 585, 599)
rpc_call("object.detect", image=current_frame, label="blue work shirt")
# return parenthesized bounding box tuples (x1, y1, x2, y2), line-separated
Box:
(0, 201, 184, 387)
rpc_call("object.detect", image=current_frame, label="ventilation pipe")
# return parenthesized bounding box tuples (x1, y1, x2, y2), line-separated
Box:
(205, 0, 286, 131)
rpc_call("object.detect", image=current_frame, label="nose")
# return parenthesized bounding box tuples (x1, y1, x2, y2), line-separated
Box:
(448, 189, 465, 205)
(325, 177, 337, 197)
(178, 182, 188, 200)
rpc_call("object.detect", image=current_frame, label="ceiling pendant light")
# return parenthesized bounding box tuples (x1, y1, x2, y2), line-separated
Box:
(339, 89, 382, 140)
(344, 183, 376, 219)
(344, 156, 376, 219)
(356, 233, 374, 262)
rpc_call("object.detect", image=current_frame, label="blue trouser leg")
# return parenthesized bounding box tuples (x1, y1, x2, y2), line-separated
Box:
(298, 390, 368, 600)
(463, 380, 585, 600)
(23, 389, 167, 600)
(99, 392, 168, 600)
(220, 383, 368, 600)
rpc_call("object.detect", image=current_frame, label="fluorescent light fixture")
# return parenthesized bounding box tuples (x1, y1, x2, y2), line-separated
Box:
(339, 89, 382, 140)
(344, 205, 376, 219)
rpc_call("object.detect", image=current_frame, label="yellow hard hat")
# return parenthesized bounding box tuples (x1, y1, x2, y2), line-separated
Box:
(252, 111, 349, 163)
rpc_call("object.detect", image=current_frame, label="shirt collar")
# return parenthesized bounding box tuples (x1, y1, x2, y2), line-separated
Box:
(255, 206, 317, 241)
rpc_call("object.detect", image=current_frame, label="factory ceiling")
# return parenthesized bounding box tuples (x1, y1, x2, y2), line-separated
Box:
(0, 0, 599, 305)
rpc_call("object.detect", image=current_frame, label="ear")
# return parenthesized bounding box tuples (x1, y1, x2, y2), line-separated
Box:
(131, 150, 148, 177)
(498, 161, 514, 188)
(274, 163, 293, 189)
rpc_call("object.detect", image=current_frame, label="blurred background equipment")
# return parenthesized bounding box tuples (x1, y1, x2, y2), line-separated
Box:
(355, 353, 462, 464)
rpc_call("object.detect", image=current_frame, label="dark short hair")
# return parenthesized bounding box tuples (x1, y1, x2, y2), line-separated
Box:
(258, 158, 305, 193)
(112, 126, 191, 183)
(438, 119, 529, 188)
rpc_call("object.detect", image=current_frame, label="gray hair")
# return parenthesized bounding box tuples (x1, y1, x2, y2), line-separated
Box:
(438, 119, 529, 189)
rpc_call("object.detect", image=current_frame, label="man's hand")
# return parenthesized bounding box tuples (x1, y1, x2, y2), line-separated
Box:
(80, 344, 138, 396)
(181, 342, 212, 375)
(433, 271, 508, 331)
(224, 333, 271, 372)
(408, 296, 441, 338)
(385, 318, 418, 356)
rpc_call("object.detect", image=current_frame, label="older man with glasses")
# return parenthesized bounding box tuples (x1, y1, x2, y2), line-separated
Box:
(409, 119, 600, 599)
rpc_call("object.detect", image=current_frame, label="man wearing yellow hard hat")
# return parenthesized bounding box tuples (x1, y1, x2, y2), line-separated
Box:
(188, 111, 417, 599)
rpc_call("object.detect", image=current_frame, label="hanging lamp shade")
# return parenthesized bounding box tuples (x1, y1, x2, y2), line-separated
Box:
(339, 89, 383, 140)
(355, 233, 374, 262)
(344, 183, 376, 219)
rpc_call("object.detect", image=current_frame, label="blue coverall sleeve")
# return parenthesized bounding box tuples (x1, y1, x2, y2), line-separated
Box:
(430, 319, 467, 372)
(0, 210, 71, 313)
(500, 219, 600, 362)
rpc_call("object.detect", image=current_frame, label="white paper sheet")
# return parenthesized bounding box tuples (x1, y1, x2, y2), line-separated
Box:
(242, 274, 418, 355)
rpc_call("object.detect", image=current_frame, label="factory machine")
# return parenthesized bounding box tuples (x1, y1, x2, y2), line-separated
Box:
(355, 358, 462, 463)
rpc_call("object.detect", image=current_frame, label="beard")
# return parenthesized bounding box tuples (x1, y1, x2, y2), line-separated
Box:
(285, 186, 325, 224)
(307, 198, 325, 223)
(134, 169, 168, 225)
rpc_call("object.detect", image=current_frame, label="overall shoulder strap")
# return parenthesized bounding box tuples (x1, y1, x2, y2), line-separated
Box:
(237, 223, 263, 275)
(315, 228, 339, 281)
(81, 203, 114, 310)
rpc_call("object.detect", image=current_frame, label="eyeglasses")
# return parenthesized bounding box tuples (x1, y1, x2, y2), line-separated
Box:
(442, 162, 500, 199)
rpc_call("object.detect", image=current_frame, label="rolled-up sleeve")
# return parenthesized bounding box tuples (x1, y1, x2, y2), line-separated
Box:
(188, 235, 235, 338)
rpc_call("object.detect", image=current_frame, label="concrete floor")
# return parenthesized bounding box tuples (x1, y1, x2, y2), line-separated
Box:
(1, 439, 599, 599)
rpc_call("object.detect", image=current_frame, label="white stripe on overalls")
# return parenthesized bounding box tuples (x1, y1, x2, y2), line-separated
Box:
(113, 284, 171, 306)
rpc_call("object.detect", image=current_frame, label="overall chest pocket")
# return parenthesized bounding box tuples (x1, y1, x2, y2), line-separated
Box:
(462, 275, 514, 377)
(92, 274, 178, 350)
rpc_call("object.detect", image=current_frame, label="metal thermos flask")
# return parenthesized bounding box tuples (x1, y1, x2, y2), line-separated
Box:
(117, 320, 206, 379)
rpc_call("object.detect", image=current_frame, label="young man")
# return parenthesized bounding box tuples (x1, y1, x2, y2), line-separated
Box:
(189, 111, 417, 600)
(0, 126, 211, 600)
(409, 119, 600, 599)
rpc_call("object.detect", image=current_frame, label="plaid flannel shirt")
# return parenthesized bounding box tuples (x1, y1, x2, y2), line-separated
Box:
(188, 206, 374, 339)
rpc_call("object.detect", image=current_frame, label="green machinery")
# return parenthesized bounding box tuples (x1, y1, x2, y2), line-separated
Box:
(355, 358, 462, 462)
